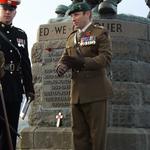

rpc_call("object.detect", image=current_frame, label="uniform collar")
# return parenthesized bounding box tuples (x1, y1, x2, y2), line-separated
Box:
(0, 22, 13, 28)
(78, 21, 92, 34)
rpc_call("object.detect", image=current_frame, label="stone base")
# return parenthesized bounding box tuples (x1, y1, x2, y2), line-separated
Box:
(17, 127, 150, 150)
(17, 127, 73, 150)
(107, 127, 150, 150)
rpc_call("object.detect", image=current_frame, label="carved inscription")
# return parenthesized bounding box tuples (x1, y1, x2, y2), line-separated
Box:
(39, 22, 72, 41)
(38, 20, 147, 41)
(95, 22, 123, 32)
(108, 105, 135, 127)
(42, 48, 71, 108)
(39, 26, 68, 36)
(39, 21, 123, 41)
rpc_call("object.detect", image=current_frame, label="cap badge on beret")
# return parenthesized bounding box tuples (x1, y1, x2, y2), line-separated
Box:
(78, 5, 81, 10)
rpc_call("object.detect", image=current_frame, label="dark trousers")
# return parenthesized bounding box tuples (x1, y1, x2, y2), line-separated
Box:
(72, 100, 107, 150)
(0, 100, 21, 150)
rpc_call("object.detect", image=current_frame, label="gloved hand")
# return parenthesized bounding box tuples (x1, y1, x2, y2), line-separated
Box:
(56, 63, 69, 77)
(0, 51, 5, 79)
(61, 56, 84, 70)
(26, 92, 35, 102)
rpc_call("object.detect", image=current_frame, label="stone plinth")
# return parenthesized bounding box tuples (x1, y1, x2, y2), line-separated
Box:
(17, 127, 150, 150)
(17, 127, 72, 150)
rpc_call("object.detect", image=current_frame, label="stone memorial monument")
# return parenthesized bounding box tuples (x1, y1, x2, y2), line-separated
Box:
(17, 0, 150, 150)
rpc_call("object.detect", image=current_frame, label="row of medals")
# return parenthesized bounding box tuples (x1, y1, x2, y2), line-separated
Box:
(74, 33, 96, 46)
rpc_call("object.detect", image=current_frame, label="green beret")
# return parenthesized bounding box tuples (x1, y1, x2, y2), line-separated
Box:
(68, 2, 91, 15)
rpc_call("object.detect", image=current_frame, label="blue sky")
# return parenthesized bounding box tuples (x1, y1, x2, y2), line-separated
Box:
(13, 0, 149, 54)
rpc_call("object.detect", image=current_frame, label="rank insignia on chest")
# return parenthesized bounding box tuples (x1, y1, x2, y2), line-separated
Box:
(17, 38, 25, 48)
(80, 35, 96, 46)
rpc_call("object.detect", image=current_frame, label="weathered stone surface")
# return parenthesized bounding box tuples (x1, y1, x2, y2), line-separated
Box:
(94, 19, 148, 40)
(112, 38, 139, 61)
(29, 107, 71, 127)
(108, 82, 150, 127)
(18, 127, 73, 150)
(138, 40, 150, 63)
(107, 127, 150, 150)
(18, 127, 150, 150)
(148, 24, 150, 40)
(111, 82, 142, 105)
(28, 83, 43, 126)
(38, 22, 72, 41)
(31, 42, 44, 64)
(111, 82, 150, 106)
(142, 84, 150, 104)
(32, 63, 42, 83)
(108, 104, 150, 128)
(112, 38, 150, 63)
(112, 60, 150, 83)
(34, 127, 73, 149)
(44, 40, 66, 49)
(18, 127, 37, 149)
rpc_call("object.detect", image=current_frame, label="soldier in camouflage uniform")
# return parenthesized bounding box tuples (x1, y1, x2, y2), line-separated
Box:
(0, 0, 34, 149)
(56, 2, 112, 150)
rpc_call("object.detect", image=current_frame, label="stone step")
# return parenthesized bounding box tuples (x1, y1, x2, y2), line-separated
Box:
(17, 127, 150, 150)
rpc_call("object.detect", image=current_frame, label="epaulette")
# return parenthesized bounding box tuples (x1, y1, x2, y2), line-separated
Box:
(17, 28, 25, 33)
(14, 27, 25, 33)
(93, 23, 104, 29)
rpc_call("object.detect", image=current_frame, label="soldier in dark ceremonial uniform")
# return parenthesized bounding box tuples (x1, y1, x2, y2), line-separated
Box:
(56, 2, 112, 150)
(0, 0, 34, 149)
